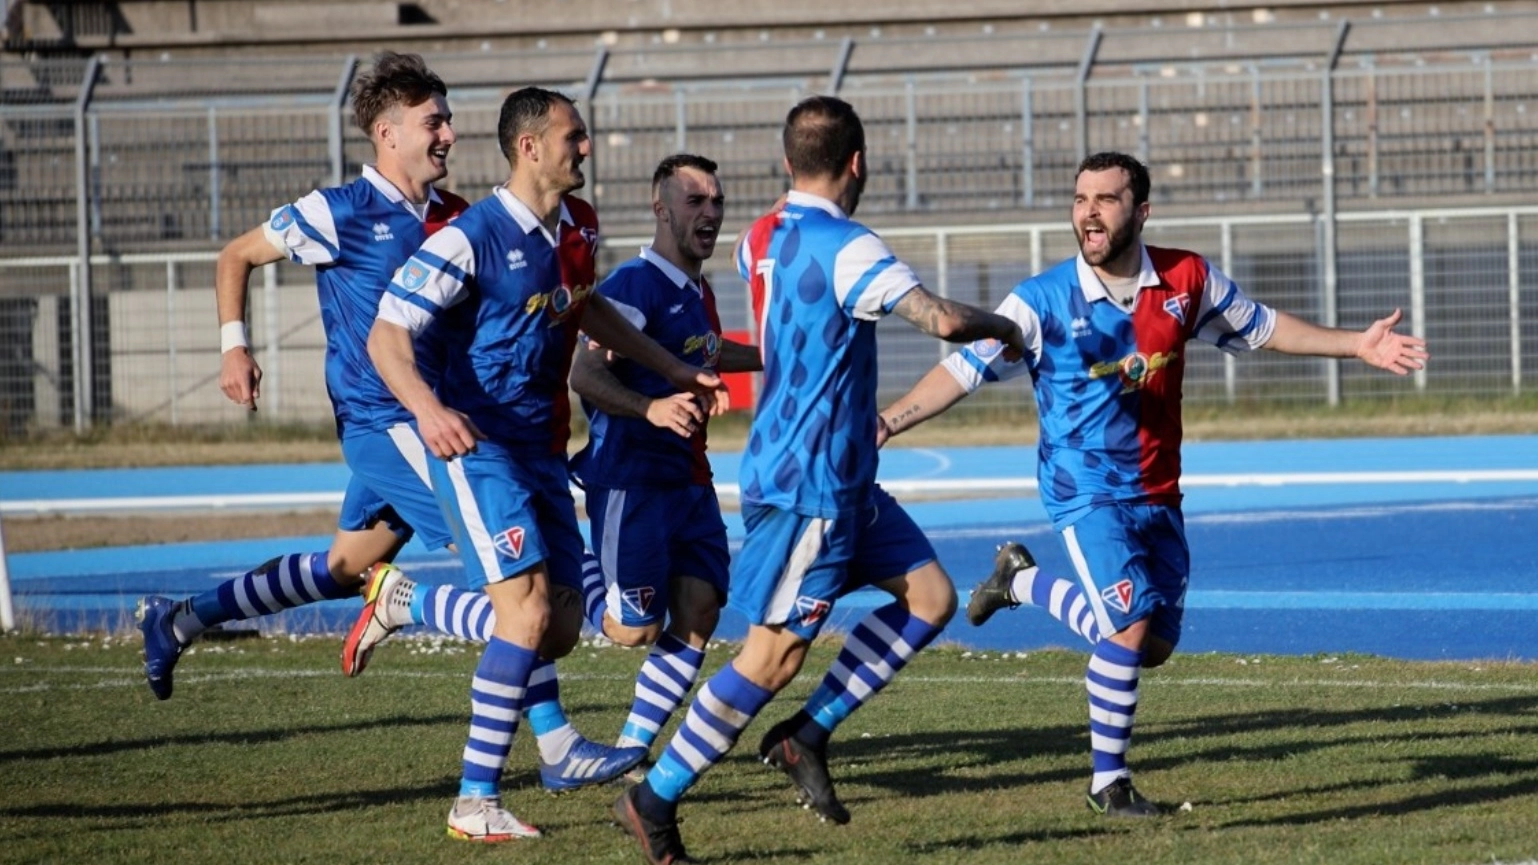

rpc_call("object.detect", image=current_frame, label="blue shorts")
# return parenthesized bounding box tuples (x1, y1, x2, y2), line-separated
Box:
(427, 442, 584, 592)
(337, 424, 454, 550)
(587, 484, 730, 628)
(729, 486, 935, 640)
(1061, 503, 1189, 647)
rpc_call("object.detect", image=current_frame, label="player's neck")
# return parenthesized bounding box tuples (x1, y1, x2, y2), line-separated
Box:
(375, 162, 431, 206)
(1091, 243, 1144, 282)
(505, 176, 564, 235)
(650, 238, 703, 282)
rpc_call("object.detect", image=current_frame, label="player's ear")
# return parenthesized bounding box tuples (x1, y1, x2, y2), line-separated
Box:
(849, 150, 864, 180)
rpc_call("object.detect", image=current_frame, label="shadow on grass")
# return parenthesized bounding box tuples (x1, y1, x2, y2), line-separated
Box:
(0, 712, 465, 762)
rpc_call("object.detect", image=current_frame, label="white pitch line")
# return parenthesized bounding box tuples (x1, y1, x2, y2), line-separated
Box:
(4, 469, 1537, 515)
(6, 665, 1538, 696)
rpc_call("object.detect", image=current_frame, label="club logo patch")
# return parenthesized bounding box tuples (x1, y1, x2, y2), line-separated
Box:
(795, 596, 832, 625)
(621, 587, 655, 616)
(493, 526, 526, 560)
(270, 206, 296, 231)
(1163, 293, 1190, 325)
(401, 259, 430, 291)
(1101, 579, 1134, 614)
(970, 337, 1004, 362)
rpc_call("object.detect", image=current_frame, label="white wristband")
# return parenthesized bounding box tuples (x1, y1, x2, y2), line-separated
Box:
(220, 321, 249, 354)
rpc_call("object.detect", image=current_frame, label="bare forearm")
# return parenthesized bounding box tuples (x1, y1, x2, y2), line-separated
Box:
(881, 364, 971, 438)
(718, 339, 763, 373)
(1263, 310, 1360, 358)
(570, 347, 651, 419)
(215, 227, 283, 325)
(367, 321, 441, 417)
(580, 295, 688, 380)
(894, 287, 1015, 344)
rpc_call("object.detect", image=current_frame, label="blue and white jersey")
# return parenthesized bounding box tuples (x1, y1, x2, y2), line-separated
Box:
(376, 186, 600, 456)
(734, 191, 920, 517)
(264, 165, 467, 439)
(571, 246, 723, 489)
(942, 245, 1275, 528)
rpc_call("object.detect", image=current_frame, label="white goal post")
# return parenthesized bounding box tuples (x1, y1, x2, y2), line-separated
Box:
(0, 516, 14, 632)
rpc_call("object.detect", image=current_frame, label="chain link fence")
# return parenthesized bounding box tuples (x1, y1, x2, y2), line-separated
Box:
(2, 13, 1537, 433)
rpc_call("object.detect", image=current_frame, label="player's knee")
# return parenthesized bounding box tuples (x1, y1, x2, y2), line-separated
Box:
(603, 619, 662, 648)
(904, 571, 957, 626)
(539, 617, 581, 659)
(1141, 636, 1175, 668)
(671, 592, 720, 641)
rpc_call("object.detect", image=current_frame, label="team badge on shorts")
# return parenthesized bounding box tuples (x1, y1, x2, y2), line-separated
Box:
(795, 596, 832, 625)
(1101, 580, 1135, 614)
(494, 526, 526, 560)
(621, 587, 655, 616)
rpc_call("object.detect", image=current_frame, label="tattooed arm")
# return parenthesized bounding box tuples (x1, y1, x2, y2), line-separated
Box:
(891, 287, 1024, 358)
(875, 364, 972, 447)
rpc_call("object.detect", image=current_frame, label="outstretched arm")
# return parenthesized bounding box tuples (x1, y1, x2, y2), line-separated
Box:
(718, 338, 763, 373)
(876, 364, 972, 447)
(892, 287, 1025, 359)
(215, 227, 285, 410)
(1264, 308, 1428, 375)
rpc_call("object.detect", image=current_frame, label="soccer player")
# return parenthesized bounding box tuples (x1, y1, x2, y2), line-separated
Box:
(876, 150, 1430, 817)
(138, 55, 640, 801)
(612, 95, 1025, 865)
(137, 51, 469, 697)
(367, 87, 727, 842)
(568, 153, 762, 757)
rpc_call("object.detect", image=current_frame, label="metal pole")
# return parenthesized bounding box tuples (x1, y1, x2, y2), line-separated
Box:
(329, 55, 358, 188)
(1137, 76, 1149, 166)
(167, 260, 178, 425)
(1021, 77, 1034, 208)
(582, 46, 610, 204)
(674, 89, 687, 152)
(1408, 214, 1426, 393)
(1510, 212, 1522, 394)
(828, 36, 854, 95)
(1249, 64, 1262, 198)
(1221, 219, 1237, 403)
(264, 263, 280, 415)
(1484, 54, 1496, 195)
(0, 517, 15, 633)
(72, 54, 103, 434)
(208, 105, 221, 239)
(1320, 21, 1350, 407)
(1074, 25, 1103, 164)
(935, 231, 949, 362)
(904, 78, 918, 210)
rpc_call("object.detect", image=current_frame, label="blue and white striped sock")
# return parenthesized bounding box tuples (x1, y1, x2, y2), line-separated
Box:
(617, 633, 705, 749)
(180, 552, 343, 642)
(801, 603, 942, 740)
(1011, 567, 1102, 645)
(644, 662, 773, 805)
(416, 584, 495, 642)
(522, 659, 581, 764)
(458, 636, 537, 799)
(1087, 639, 1142, 794)
(580, 552, 607, 633)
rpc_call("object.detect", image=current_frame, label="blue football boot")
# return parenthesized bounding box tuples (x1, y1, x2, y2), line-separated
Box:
(539, 738, 649, 793)
(136, 595, 186, 701)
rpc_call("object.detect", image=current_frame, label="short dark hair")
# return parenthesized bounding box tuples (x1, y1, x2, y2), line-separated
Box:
(782, 95, 865, 180)
(351, 52, 448, 135)
(497, 86, 575, 161)
(651, 153, 719, 197)
(1076, 152, 1151, 206)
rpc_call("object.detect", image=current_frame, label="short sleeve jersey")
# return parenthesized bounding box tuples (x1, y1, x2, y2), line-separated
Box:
(943, 245, 1276, 528)
(570, 247, 723, 488)
(264, 165, 468, 439)
(376, 187, 600, 456)
(734, 191, 921, 518)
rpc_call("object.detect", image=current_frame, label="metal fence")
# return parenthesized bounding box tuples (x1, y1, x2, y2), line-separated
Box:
(2, 204, 1534, 435)
(3, 11, 1538, 433)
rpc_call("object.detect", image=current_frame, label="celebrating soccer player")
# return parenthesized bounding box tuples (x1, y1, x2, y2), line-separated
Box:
(878, 150, 1429, 816)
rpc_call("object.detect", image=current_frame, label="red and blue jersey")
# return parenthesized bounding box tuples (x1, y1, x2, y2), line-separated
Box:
(377, 187, 599, 456)
(570, 247, 722, 488)
(265, 165, 467, 439)
(735, 191, 921, 518)
(944, 244, 1276, 529)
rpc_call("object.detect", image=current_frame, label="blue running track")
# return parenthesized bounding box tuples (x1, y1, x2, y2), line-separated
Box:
(3, 436, 1535, 660)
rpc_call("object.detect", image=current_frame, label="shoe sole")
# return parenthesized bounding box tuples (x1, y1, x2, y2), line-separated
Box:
(445, 824, 541, 842)
(965, 543, 1032, 626)
(340, 566, 393, 677)
(136, 596, 176, 701)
